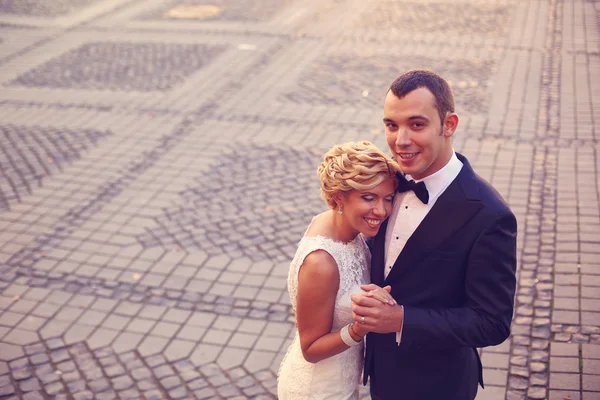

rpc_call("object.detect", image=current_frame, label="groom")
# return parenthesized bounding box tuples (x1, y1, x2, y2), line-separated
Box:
(352, 70, 517, 400)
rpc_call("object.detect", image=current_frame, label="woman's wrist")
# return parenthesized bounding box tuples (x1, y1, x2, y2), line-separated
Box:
(349, 323, 365, 342)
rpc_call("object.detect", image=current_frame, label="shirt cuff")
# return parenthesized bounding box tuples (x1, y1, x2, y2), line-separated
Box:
(396, 305, 404, 346)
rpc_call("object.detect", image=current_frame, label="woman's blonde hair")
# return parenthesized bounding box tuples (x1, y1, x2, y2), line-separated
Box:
(317, 141, 401, 209)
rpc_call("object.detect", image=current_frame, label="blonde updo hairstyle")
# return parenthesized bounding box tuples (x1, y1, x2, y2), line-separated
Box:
(317, 141, 401, 210)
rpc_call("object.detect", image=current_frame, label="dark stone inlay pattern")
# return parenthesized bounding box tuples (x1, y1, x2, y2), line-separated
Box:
(0, 124, 112, 211)
(0, 262, 293, 322)
(356, 1, 513, 36)
(138, 145, 323, 262)
(0, 340, 277, 399)
(281, 55, 494, 115)
(11, 42, 226, 92)
(139, 0, 293, 22)
(507, 0, 563, 398)
(551, 324, 600, 344)
(0, 0, 99, 17)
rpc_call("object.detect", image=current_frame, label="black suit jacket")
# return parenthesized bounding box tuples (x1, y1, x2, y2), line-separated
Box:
(364, 153, 517, 400)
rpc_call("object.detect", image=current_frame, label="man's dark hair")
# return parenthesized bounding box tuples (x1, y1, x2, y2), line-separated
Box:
(389, 70, 455, 125)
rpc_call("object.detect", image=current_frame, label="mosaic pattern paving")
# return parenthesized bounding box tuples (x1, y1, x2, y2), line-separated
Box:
(356, 1, 513, 37)
(0, 0, 99, 17)
(282, 55, 495, 115)
(138, 145, 323, 262)
(11, 42, 226, 92)
(0, 339, 277, 399)
(0, 0, 599, 399)
(140, 0, 294, 22)
(0, 124, 112, 211)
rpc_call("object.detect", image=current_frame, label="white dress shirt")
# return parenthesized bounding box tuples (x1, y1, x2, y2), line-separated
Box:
(385, 152, 463, 343)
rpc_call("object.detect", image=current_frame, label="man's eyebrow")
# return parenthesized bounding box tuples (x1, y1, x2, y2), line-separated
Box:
(407, 115, 429, 121)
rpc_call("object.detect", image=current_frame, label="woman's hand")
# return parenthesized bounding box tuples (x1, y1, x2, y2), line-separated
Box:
(361, 284, 396, 305)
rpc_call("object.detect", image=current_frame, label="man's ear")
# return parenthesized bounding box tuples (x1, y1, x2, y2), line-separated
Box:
(443, 113, 459, 138)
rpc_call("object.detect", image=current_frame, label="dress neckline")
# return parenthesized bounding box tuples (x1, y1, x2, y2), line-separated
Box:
(303, 234, 361, 247)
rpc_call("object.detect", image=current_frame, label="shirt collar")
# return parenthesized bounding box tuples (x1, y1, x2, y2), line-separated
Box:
(405, 151, 463, 201)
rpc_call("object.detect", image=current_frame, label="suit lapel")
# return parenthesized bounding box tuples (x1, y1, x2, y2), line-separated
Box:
(384, 156, 483, 284)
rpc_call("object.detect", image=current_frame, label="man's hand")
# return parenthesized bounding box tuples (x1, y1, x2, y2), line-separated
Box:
(362, 284, 395, 305)
(351, 285, 404, 334)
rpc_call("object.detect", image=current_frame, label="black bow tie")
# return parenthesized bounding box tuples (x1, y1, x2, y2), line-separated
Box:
(396, 173, 429, 204)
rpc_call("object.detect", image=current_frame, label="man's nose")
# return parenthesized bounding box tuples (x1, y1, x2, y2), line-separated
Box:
(395, 127, 411, 146)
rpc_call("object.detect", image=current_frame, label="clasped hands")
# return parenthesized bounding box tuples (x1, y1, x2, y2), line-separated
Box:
(351, 284, 404, 337)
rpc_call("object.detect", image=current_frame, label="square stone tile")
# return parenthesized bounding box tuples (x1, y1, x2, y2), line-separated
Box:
(185, 279, 211, 293)
(584, 344, 600, 359)
(202, 329, 231, 345)
(3, 328, 39, 345)
(101, 315, 131, 331)
(549, 391, 580, 400)
(138, 305, 167, 320)
(582, 392, 600, 400)
(208, 283, 235, 297)
(171, 266, 197, 278)
(582, 312, 600, 326)
(555, 286, 579, 297)
(232, 286, 259, 300)
(0, 311, 25, 327)
(552, 310, 580, 325)
(150, 322, 180, 338)
(22, 288, 51, 302)
(583, 374, 600, 391)
(31, 303, 60, 318)
(187, 312, 216, 328)
(552, 343, 580, 357)
(582, 298, 600, 311)
(550, 357, 581, 373)
(583, 359, 600, 375)
(237, 319, 266, 334)
(176, 325, 206, 342)
(90, 298, 118, 312)
(554, 297, 580, 310)
(67, 295, 95, 309)
(216, 347, 248, 370)
(9, 298, 37, 314)
(229, 332, 258, 349)
(162, 309, 191, 324)
(78, 309, 107, 326)
(550, 372, 581, 390)
(125, 318, 157, 335)
(113, 301, 143, 317)
(482, 353, 509, 369)
(253, 336, 284, 352)
(582, 286, 600, 299)
(16, 315, 46, 331)
(212, 316, 241, 331)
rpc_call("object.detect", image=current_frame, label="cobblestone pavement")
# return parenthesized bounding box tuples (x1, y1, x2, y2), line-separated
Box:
(0, 0, 599, 399)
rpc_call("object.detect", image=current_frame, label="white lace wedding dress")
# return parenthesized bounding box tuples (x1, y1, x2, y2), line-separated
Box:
(277, 232, 371, 400)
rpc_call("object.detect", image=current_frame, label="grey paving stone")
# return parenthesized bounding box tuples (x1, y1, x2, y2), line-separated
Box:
(583, 344, 600, 359)
(72, 391, 94, 400)
(150, 321, 180, 338)
(0, 343, 24, 361)
(22, 392, 45, 400)
(0, 384, 16, 396)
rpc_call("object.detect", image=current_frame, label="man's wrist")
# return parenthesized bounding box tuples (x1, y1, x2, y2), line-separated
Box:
(397, 304, 405, 331)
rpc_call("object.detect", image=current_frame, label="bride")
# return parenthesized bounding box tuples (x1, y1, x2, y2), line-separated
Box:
(278, 141, 400, 399)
